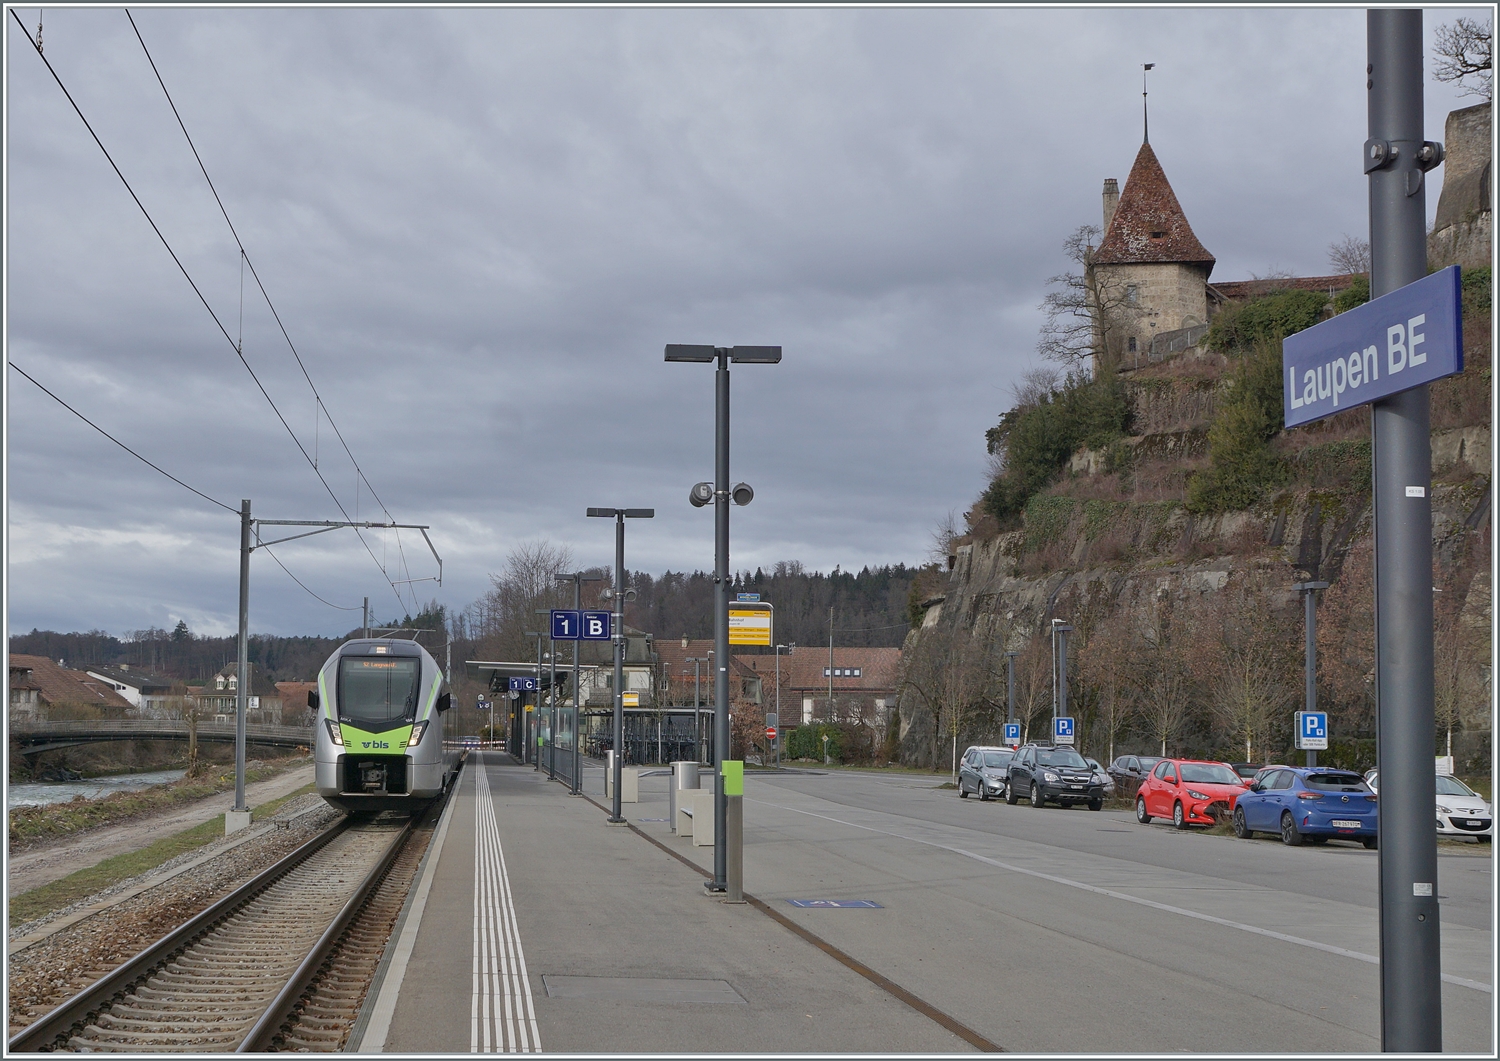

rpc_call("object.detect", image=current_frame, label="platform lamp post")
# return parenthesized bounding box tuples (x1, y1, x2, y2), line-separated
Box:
(1293, 581, 1330, 768)
(556, 572, 606, 795)
(524, 631, 548, 769)
(586, 507, 654, 824)
(666, 343, 780, 893)
(685, 656, 706, 762)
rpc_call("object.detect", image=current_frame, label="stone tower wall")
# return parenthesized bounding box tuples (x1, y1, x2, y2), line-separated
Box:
(1094, 260, 1211, 360)
(1428, 102, 1491, 272)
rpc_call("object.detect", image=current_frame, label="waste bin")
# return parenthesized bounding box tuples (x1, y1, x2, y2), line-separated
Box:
(670, 760, 701, 834)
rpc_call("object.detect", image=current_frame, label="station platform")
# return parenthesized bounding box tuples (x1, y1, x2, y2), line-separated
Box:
(352, 752, 974, 1054)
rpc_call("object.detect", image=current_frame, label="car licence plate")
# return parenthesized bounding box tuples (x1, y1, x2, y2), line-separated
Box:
(1070, 784, 1084, 790)
(1331, 820, 1361, 829)
(1468, 820, 1486, 828)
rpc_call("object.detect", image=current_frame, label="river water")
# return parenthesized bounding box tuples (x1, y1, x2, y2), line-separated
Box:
(8, 769, 187, 809)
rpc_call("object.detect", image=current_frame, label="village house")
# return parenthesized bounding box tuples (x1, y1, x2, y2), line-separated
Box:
(8, 654, 135, 720)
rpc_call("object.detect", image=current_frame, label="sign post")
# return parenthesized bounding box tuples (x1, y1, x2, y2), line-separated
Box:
(1363, 12, 1444, 1049)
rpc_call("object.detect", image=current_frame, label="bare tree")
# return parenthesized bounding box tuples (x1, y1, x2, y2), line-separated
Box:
(1011, 365, 1062, 408)
(1327, 235, 1371, 276)
(471, 540, 577, 660)
(1138, 625, 1191, 757)
(1433, 16, 1492, 100)
(1037, 225, 1140, 373)
(1077, 619, 1138, 767)
(929, 510, 962, 565)
(899, 623, 993, 776)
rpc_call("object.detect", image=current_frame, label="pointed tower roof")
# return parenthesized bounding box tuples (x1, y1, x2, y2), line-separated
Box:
(1091, 142, 1214, 272)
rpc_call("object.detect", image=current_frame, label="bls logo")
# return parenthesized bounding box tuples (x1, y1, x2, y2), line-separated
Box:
(360, 740, 390, 750)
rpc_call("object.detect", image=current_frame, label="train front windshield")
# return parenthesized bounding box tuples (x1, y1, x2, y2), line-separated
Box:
(339, 658, 420, 726)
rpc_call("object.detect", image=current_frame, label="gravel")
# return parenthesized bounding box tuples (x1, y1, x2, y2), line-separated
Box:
(7, 795, 343, 1038)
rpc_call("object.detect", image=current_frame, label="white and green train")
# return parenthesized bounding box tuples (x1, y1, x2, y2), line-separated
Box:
(312, 638, 459, 813)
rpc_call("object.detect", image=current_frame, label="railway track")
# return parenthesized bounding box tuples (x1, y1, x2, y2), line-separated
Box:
(9, 791, 446, 1053)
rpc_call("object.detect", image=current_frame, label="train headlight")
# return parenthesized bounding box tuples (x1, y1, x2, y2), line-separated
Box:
(324, 718, 344, 746)
(406, 721, 428, 748)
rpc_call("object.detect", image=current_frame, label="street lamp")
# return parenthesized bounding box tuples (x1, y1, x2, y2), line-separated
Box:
(1293, 580, 1330, 768)
(665, 343, 781, 894)
(1006, 650, 1019, 744)
(587, 506, 654, 824)
(774, 643, 795, 768)
(556, 571, 606, 796)
(1051, 619, 1073, 733)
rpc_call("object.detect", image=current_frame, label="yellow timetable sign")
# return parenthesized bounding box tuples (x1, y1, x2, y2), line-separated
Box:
(622, 691, 639, 707)
(728, 606, 773, 646)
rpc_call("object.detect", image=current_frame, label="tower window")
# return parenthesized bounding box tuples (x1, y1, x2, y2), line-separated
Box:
(1128, 337, 1138, 353)
(1126, 284, 1138, 304)
(1150, 230, 1166, 239)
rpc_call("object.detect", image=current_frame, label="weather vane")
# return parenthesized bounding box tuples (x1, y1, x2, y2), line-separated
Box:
(1143, 63, 1155, 143)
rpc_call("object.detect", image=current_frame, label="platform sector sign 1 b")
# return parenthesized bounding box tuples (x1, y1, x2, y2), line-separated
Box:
(1282, 266, 1462, 429)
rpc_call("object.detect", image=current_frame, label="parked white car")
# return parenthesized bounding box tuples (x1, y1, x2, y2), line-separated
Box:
(1365, 770, 1492, 841)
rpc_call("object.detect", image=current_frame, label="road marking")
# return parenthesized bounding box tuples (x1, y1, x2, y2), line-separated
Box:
(748, 796, 1492, 995)
(473, 754, 542, 1052)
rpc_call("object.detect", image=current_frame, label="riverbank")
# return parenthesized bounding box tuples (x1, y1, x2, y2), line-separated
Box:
(7, 755, 308, 851)
(6, 760, 316, 897)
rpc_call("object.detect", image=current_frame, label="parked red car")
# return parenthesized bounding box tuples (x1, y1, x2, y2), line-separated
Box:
(1136, 758, 1250, 829)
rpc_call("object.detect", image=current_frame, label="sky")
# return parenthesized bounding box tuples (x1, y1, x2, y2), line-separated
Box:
(4, 5, 1485, 640)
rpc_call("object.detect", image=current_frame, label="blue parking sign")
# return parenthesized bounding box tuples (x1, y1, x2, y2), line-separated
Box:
(1054, 716, 1075, 745)
(1295, 710, 1328, 750)
(1003, 722, 1021, 746)
(551, 609, 581, 640)
(581, 610, 612, 640)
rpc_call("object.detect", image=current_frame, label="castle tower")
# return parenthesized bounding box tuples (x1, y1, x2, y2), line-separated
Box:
(1089, 142, 1214, 370)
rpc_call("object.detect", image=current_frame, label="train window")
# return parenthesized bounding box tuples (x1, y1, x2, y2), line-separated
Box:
(339, 657, 420, 726)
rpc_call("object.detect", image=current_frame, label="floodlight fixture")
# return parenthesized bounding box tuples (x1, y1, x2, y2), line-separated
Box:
(730, 345, 782, 363)
(664, 344, 717, 362)
(731, 482, 754, 506)
(689, 482, 714, 508)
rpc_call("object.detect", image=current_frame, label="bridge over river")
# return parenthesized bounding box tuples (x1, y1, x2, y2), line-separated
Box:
(10, 719, 314, 760)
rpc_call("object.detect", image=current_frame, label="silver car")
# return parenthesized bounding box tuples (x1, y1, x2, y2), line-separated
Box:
(1366, 770, 1493, 841)
(1085, 757, 1117, 797)
(959, 746, 1015, 801)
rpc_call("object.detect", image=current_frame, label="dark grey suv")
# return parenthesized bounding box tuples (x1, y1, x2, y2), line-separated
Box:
(1006, 742, 1104, 810)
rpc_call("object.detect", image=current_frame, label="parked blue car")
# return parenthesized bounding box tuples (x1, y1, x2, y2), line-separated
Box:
(1232, 766, 1377, 848)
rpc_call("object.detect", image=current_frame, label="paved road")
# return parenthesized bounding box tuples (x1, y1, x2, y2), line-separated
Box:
(616, 765, 1491, 1053)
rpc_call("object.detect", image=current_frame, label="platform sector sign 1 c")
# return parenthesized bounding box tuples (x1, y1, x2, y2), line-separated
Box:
(728, 604, 773, 646)
(1282, 265, 1462, 429)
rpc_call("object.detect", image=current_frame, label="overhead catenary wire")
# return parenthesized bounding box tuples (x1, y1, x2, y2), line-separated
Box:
(8, 360, 236, 514)
(12, 9, 410, 613)
(259, 545, 363, 611)
(126, 8, 422, 607)
(124, 11, 406, 538)
(11, 360, 364, 613)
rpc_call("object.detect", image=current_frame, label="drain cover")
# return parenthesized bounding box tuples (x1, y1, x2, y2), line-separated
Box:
(541, 976, 745, 1003)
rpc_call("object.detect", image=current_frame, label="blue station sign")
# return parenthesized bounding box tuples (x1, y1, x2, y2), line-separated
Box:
(508, 677, 539, 692)
(550, 609, 581, 640)
(581, 610, 612, 640)
(1283, 266, 1462, 428)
